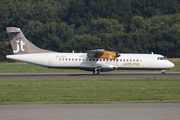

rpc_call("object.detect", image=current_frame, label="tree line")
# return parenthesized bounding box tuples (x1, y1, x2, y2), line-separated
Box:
(1, 0, 180, 61)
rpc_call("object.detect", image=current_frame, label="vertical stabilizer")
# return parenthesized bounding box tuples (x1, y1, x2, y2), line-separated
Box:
(6, 27, 55, 54)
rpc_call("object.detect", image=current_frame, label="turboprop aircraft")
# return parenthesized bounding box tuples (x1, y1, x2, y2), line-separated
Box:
(6, 27, 174, 74)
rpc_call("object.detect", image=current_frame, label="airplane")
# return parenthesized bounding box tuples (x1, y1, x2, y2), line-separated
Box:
(6, 27, 174, 74)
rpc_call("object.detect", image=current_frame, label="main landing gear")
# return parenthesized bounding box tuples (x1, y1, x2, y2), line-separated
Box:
(161, 70, 165, 74)
(93, 66, 101, 75)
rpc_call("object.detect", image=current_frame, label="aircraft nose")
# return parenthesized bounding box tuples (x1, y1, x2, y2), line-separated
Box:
(169, 62, 174, 68)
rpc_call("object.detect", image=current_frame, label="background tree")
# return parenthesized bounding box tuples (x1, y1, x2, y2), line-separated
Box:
(1, 0, 180, 62)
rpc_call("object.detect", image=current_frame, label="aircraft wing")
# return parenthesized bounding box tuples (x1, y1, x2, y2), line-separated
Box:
(87, 49, 120, 60)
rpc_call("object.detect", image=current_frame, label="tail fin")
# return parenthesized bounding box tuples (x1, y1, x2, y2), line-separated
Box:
(6, 27, 55, 54)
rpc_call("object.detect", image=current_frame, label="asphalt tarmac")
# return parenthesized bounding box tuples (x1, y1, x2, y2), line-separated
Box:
(0, 72, 180, 79)
(1, 103, 180, 120)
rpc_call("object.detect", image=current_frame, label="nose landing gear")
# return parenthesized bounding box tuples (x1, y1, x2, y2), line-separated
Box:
(161, 70, 165, 74)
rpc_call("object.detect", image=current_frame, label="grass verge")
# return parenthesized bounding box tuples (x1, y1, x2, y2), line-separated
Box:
(0, 78, 180, 104)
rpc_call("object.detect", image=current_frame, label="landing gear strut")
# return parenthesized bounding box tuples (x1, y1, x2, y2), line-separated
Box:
(161, 70, 165, 74)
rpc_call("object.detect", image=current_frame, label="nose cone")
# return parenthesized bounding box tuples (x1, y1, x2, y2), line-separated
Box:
(169, 62, 175, 68)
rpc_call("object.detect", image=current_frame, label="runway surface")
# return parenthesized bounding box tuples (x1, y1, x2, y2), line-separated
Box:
(0, 72, 180, 79)
(1, 103, 180, 120)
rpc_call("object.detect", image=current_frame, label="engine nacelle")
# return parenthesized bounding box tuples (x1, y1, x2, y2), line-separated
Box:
(87, 49, 120, 60)
(95, 51, 117, 60)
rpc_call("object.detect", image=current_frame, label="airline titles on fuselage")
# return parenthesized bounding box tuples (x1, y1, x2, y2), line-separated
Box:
(123, 62, 140, 66)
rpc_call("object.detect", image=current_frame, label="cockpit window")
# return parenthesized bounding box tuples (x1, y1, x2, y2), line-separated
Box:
(157, 57, 166, 60)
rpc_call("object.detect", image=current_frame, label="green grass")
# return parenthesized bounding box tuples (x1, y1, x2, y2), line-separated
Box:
(0, 78, 180, 104)
(0, 62, 180, 73)
(0, 63, 87, 73)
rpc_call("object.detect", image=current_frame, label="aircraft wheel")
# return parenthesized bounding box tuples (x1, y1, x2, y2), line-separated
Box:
(93, 70, 100, 75)
(161, 70, 165, 74)
(162, 71, 165, 74)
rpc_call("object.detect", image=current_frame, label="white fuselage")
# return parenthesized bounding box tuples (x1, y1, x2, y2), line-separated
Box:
(6, 53, 174, 72)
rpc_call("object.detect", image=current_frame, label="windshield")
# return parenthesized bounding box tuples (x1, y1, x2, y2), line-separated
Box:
(157, 57, 166, 60)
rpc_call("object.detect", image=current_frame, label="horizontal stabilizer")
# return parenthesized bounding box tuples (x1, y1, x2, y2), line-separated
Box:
(7, 28, 21, 33)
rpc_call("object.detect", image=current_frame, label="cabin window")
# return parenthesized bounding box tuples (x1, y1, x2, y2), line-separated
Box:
(96, 59, 98, 61)
(62, 58, 64, 61)
(69, 58, 71, 61)
(83, 59, 85, 61)
(93, 59, 95, 61)
(127, 59, 128, 62)
(86, 58, 88, 61)
(72, 58, 74, 61)
(79, 58, 81, 61)
(59, 58, 61, 61)
(107, 59, 108, 61)
(100, 59, 102, 61)
(75, 58, 77, 61)
(133, 59, 135, 62)
(103, 59, 105, 61)
(120, 59, 122, 62)
(137, 59, 139, 62)
(130, 59, 132, 62)
(89, 59, 91, 61)
(123, 59, 125, 62)
(117, 59, 118, 62)
(65, 58, 67, 61)
(140, 59, 142, 62)
(157, 57, 159, 60)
